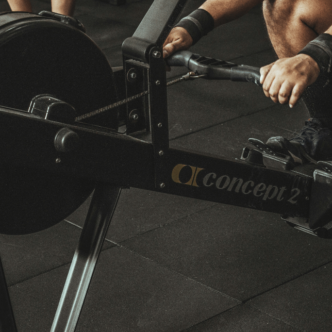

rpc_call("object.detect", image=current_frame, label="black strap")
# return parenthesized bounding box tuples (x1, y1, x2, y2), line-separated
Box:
(299, 33, 332, 77)
(175, 9, 214, 45)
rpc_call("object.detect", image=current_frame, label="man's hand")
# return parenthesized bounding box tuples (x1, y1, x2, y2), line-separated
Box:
(163, 27, 193, 58)
(260, 54, 320, 107)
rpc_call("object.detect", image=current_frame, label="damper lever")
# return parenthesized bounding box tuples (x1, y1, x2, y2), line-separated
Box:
(167, 51, 262, 86)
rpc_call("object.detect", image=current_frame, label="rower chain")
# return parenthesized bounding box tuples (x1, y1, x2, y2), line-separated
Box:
(75, 72, 205, 122)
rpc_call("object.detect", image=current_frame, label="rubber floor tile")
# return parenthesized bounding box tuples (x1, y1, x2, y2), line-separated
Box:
(233, 47, 277, 67)
(170, 100, 308, 159)
(67, 187, 216, 243)
(122, 204, 332, 301)
(183, 304, 300, 332)
(167, 72, 276, 139)
(0, 221, 113, 286)
(76, 14, 136, 50)
(9, 246, 239, 332)
(76, 0, 154, 27)
(249, 262, 332, 332)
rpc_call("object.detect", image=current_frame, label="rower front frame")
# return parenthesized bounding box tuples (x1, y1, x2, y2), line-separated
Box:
(0, 106, 311, 218)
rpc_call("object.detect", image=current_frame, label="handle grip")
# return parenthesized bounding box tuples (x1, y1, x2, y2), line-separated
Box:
(167, 51, 261, 86)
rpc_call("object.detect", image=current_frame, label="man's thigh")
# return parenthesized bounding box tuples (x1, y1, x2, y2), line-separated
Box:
(263, 0, 332, 57)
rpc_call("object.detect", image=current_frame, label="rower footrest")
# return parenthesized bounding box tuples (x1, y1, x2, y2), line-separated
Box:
(282, 215, 332, 239)
(241, 138, 295, 171)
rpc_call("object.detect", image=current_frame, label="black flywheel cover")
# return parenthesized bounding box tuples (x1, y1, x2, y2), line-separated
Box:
(0, 12, 119, 234)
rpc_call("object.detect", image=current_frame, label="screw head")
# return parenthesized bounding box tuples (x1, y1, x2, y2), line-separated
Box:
(127, 68, 138, 82)
(160, 183, 165, 189)
(56, 158, 61, 163)
(306, 196, 310, 200)
(159, 150, 164, 156)
(157, 123, 162, 128)
(155, 80, 161, 86)
(129, 110, 139, 122)
(152, 50, 161, 58)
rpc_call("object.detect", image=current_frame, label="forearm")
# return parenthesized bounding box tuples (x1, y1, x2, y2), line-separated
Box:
(200, 0, 263, 27)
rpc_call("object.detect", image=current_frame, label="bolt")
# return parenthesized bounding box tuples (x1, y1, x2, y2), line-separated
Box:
(152, 50, 161, 58)
(157, 123, 163, 128)
(305, 196, 310, 200)
(159, 150, 164, 156)
(155, 80, 161, 86)
(130, 72, 137, 79)
(160, 183, 165, 189)
(56, 158, 61, 163)
(132, 114, 139, 120)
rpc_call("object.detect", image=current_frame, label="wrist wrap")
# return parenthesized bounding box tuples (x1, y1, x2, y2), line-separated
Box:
(299, 34, 332, 76)
(175, 9, 214, 45)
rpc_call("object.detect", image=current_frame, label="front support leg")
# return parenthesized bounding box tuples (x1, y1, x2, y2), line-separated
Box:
(51, 183, 122, 332)
(0, 257, 17, 332)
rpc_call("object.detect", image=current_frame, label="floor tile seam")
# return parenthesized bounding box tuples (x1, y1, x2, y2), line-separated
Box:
(7, 239, 114, 288)
(113, 241, 241, 303)
(169, 103, 280, 141)
(65, 219, 119, 246)
(65, 202, 219, 246)
(244, 304, 305, 332)
(225, 46, 274, 63)
(178, 304, 244, 332)
(273, 125, 300, 135)
(8, 261, 71, 288)
(242, 259, 332, 305)
(76, 11, 144, 29)
(178, 302, 303, 332)
(113, 203, 220, 244)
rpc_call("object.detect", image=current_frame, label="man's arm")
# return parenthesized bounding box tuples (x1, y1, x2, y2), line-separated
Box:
(163, 0, 262, 58)
(200, 0, 262, 27)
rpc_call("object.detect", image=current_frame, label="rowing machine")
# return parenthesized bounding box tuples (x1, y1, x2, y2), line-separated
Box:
(0, 0, 332, 331)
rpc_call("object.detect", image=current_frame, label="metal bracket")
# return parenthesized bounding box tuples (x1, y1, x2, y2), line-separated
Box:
(124, 59, 149, 133)
(0, 257, 17, 332)
(148, 46, 169, 189)
(309, 168, 332, 229)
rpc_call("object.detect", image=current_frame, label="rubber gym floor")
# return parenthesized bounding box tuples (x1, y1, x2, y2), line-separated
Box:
(0, 0, 331, 331)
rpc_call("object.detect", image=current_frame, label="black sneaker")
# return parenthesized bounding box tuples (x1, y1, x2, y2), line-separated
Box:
(266, 118, 332, 164)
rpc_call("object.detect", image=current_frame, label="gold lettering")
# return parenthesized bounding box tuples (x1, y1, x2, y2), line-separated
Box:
(171, 164, 204, 187)
(192, 168, 204, 187)
(171, 164, 187, 184)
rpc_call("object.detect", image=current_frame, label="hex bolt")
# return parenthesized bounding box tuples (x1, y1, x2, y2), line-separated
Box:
(159, 150, 164, 156)
(155, 80, 161, 86)
(56, 158, 61, 163)
(157, 123, 163, 128)
(152, 50, 161, 58)
(129, 110, 139, 122)
(127, 68, 138, 82)
(160, 183, 166, 189)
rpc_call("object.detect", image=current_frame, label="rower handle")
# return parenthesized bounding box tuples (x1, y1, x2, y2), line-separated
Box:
(167, 51, 261, 86)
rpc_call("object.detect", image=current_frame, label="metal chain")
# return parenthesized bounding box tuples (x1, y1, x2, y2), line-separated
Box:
(75, 72, 205, 122)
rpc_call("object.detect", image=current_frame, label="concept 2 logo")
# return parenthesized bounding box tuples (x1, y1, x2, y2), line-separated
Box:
(171, 164, 302, 204)
(171, 164, 204, 187)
